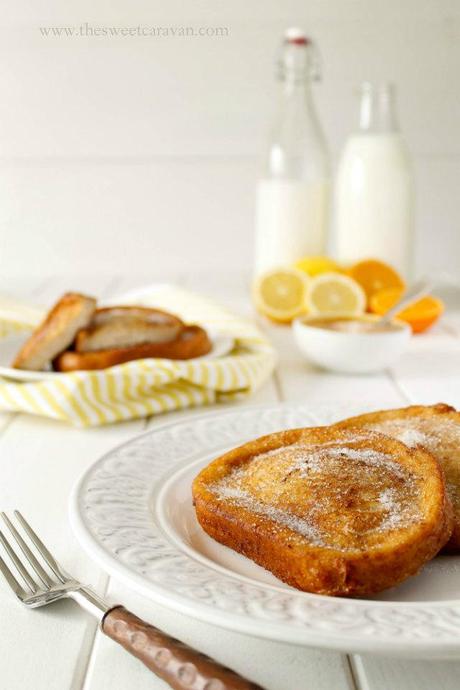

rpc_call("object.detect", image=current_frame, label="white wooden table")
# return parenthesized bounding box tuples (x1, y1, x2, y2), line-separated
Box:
(1, 271, 460, 690)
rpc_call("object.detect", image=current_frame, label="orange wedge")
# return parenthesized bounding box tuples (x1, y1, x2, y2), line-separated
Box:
(370, 288, 444, 333)
(348, 259, 405, 304)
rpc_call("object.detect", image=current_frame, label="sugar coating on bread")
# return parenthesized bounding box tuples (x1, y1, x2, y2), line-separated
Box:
(210, 439, 421, 551)
(193, 426, 453, 596)
(336, 403, 460, 551)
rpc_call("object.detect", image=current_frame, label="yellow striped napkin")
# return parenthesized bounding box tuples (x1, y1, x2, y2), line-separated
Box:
(0, 284, 276, 427)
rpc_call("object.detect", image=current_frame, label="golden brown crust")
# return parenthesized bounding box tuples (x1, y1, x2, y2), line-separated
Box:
(54, 324, 212, 371)
(335, 403, 460, 551)
(75, 306, 184, 352)
(193, 426, 453, 597)
(12, 292, 96, 371)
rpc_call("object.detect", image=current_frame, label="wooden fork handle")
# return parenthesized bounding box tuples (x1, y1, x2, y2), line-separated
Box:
(102, 606, 265, 690)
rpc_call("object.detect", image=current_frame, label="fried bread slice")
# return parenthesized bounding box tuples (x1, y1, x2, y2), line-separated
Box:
(335, 403, 460, 551)
(12, 292, 96, 371)
(75, 306, 184, 352)
(193, 427, 452, 597)
(54, 324, 212, 371)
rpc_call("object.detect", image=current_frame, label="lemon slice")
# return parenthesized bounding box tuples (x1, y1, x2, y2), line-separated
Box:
(305, 272, 366, 315)
(294, 256, 342, 277)
(253, 268, 309, 323)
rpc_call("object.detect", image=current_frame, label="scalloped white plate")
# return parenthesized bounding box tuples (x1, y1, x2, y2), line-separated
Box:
(70, 404, 460, 658)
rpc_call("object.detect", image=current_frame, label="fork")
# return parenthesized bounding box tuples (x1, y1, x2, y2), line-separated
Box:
(0, 510, 265, 690)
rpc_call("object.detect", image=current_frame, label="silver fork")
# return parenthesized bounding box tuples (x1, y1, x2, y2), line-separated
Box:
(0, 510, 264, 690)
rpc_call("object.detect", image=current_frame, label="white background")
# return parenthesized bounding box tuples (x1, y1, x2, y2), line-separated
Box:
(0, 0, 459, 280)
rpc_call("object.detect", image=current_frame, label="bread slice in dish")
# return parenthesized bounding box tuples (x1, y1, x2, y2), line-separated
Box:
(335, 403, 460, 551)
(12, 292, 96, 371)
(75, 306, 184, 352)
(54, 324, 212, 371)
(193, 426, 452, 597)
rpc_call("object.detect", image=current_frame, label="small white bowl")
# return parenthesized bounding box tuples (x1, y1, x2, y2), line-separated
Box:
(292, 314, 411, 374)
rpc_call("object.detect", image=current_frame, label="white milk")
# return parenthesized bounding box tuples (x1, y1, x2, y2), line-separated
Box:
(254, 31, 330, 276)
(254, 178, 329, 274)
(334, 123, 413, 277)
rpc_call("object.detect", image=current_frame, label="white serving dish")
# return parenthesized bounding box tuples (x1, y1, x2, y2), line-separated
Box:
(70, 404, 460, 659)
(293, 314, 411, 374)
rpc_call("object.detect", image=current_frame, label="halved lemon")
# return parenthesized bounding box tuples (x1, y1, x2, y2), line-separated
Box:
(305, 272, 366, 315)
(294, 255, 343, 277)
(347, 259, 405, 303)
(253, 268, 309, 323)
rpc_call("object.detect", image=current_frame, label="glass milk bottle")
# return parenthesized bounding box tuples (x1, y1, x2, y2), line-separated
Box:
(334, 83, 414, 277)
(254, 28, 330, 275)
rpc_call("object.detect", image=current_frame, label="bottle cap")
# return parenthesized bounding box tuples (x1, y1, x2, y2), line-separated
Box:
(279, 29, 320, 82)
(284, 27, 311, 45)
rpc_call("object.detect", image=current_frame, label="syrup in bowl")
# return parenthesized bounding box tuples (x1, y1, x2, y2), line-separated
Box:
(293, 314, 411, 374)
(304, 315, 405, 334)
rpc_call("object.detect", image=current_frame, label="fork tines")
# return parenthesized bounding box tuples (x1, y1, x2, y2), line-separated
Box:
(0, 511, 67, 600)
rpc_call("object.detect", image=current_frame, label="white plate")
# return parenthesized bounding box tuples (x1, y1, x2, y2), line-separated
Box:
(70, 404, 460, 659)
(0, 329, 234, 382)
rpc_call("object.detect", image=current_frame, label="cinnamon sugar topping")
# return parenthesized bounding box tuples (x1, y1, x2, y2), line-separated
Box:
(367, 415, 460, 514)
(209, 434, 421, 552)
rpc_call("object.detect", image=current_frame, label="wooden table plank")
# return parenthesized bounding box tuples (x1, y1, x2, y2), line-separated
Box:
(388, 322, 460, 408)
(0, 413, 144, 689)
(353, 656, 460, 690)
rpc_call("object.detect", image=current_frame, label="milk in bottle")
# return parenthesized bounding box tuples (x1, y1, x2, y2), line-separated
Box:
(254, 28, 330, 275)
(334, 83, 413, 277)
